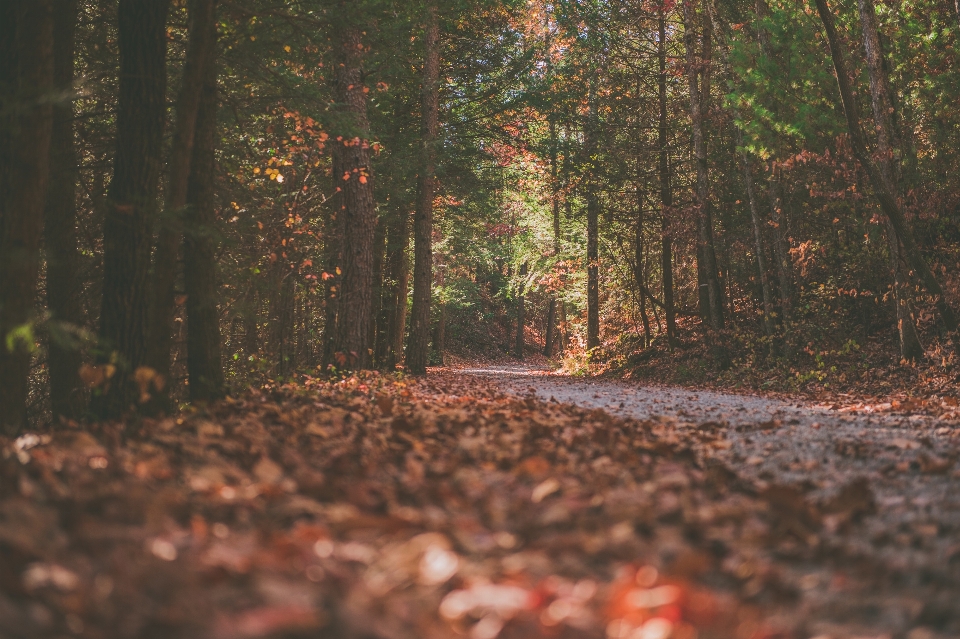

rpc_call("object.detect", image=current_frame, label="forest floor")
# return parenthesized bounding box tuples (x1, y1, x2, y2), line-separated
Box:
(2, 364, 960, 639)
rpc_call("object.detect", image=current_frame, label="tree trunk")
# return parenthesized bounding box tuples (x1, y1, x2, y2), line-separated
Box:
(768, 162, 794, 339)
(683, 0, 726, 362)
(383, 207, 410, 370)
(242, 288, 259, 358)
(408, 0, 440, 375)
(585, 78, 600, 351)
(146, 0, 217, 407)
(184, 20, 224, 402)
(331, 25, 377, 370)
(516, 263, 527, 359)
(635, 205, 652, 347)
(433, 300, 446, 365)
(0, 0, 54, 433)
(321, 221, 339, 372)
(544, 120, 560, 357)
(370, 215, 386, 365)
(739, 130, 777, 350)
(753, 0, 794, 355)
(95, 0, 169, 419)
(814, 0, 960, 341)
(707, 0, 776, 352)
(658, 11, 677, 348)
(45, 0, 86, 421)
(857, 0, 924, 361)
(587, 192, 600, 350)
(544, 299, 556, 356)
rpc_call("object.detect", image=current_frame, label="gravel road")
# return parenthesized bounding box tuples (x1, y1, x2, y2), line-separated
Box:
(458, 364, 960, 637)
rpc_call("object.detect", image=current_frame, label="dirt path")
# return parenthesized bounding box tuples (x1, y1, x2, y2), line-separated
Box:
(459, 364, 960, 635)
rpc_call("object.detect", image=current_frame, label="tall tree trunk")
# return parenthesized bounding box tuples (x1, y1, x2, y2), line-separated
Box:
(184, 20, 224, 402)
(408, 0, 440, 375)
(707, 0, 776, 352)
(331, 25, 377, 370)
(370, 215, 386, 365)
(516, 263, 527, 359)
(635, 201, 652, 347)
(585, 78, 600, 350)
(814, 0, 960, 341)
(242, 288, 259, 358)
(0, 1, 54, 433)
(433, 299, 446, 365)
(45, 0, 86, 421)
(683, 0, 726, 358)
(857, 0, 924, 361)
(544, 298, 556, 356)
(147, 0, 217, 407)
(544, 121, 560, 357)
(321, 222, 339, 371)
(754, 0, 794, 354)
(383, 207, 410, 370)
(658, 10, 677, 348)
(95, 0, 169, 419)
(768, 162, 794, 343)
(739, 130, 777, 350)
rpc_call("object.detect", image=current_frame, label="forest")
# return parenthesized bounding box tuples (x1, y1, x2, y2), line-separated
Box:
(2, 0, 960, 637)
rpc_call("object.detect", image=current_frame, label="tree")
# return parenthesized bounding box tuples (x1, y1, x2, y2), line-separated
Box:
(382, 207, 411, 370)
(516, 262, 527, 358)
(683, 0, 726, 362)
(0, 0, 54, 433)
(45, 0, 86, 420)
(856, 0, 924, 361)
(408, 0, 441, 375)
(657, 5, 678, 348)
(753, 0, 795, 357)
(184, 8, 224, 401)
(147, 0, 218, 408)
(330, 20, 378, 371)
(814, 0, 960, 342)
(585, 75, 600, 351)
(95, 0, 169, 419)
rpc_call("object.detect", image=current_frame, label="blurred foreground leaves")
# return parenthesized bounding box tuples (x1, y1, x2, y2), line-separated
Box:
(0, 372, 953, 638)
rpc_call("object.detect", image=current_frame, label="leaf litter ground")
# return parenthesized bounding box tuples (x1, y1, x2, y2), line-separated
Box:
(1, 368, 959, 639)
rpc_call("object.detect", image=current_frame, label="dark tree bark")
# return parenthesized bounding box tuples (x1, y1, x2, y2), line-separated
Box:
(330, 25, 377, 370)
(433, 299, 446, 365)
(383, 207, 410, 370)
(658, 10, 677, 348)
(147, 0, 217, 405)
(515, 263, 527, 359)
(706, 0, 774, 350)
(408, 0, 441, 375)
(45, 0, 86, 420)
(94, 0, 169, 419)
(321, 221, 339, 371)
(184, 20, 224, 402)
(683, 0, 726, 366)
(753, 0, 795, 353)
(242, 287, 259, 357)
(635, 196, 652, 347)
(585, 78, 600, 351)
(856, 0, 924, 361)
(768, 163, 794, 339)
(370, 218, 386, 364)
(738, 130, 777, 349)
(0, 0, 54, 433)
(814, 0, 960, 341)
(544, 120, 560, 357)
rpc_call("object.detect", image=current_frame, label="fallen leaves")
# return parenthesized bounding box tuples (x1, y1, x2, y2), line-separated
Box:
(0, 371, 957, 638)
